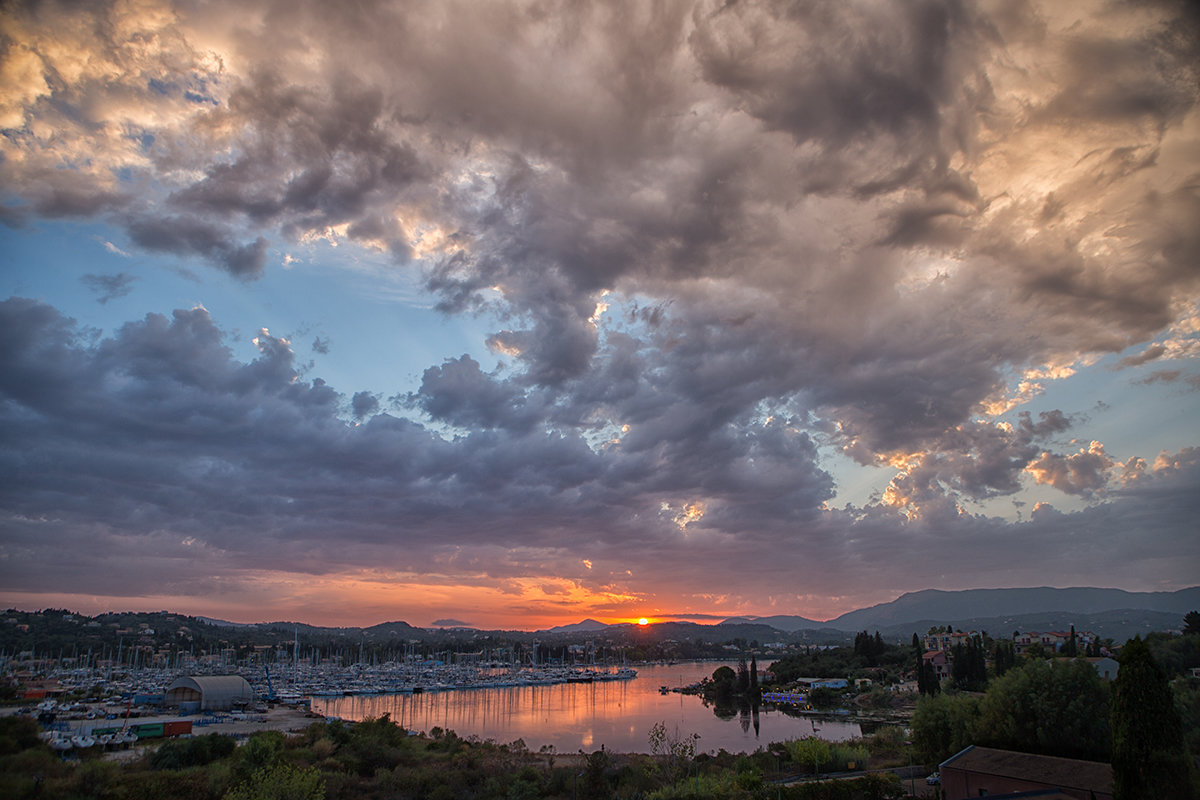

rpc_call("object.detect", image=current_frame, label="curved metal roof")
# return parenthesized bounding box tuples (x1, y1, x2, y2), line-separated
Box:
(165, 675, 254, 709)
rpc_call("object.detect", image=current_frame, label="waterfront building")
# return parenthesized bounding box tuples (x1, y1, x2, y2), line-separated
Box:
(164, 675, 254, 711)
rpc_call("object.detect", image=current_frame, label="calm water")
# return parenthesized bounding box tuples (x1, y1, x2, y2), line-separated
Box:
(311, 662, 862, 754)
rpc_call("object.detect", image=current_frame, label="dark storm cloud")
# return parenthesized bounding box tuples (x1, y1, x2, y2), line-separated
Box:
(2, 0, 1199, 606)
(351, 391, 380, 420)
(125, 215, 269, 279)
(0, 298, 834, 594)
(412, 355, 545, 432)
(690, 0, 980, 162)
(81, 272, 137, 304)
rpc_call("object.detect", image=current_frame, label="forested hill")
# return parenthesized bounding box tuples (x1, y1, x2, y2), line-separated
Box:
(827, 586, 1200, 629)
(724, 586, 1199, 634)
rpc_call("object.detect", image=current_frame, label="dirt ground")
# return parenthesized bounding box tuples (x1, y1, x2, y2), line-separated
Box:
(207, 707, 320, 736)
(50, 707, 324, 762)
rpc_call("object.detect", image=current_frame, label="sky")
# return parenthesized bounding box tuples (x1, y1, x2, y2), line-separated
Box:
(1, 0, 1198, 631)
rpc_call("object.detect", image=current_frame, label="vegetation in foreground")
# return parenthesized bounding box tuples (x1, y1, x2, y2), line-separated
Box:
(0, 712, 917, 800)
(5, 616, 1197, 798)
(909, 630, 1200, 799)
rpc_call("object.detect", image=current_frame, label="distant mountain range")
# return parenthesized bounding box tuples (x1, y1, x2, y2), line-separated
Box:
(719, 614, 826, 631)
(153, 586, 1200, 643)
(721, 586, 1200, 633)
(546, 619, 611, 633)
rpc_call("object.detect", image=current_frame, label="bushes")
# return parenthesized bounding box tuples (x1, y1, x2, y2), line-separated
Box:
(236, 730, 287, 780)
(226, 762, 324, 800)
(0, 717, 43, 757)
(150, 733, 237, 770)
(0, 709, 919, 799)
(785, 736, 870, 774)
(781, 772, 902, 800)
(863, 725, 906, 763)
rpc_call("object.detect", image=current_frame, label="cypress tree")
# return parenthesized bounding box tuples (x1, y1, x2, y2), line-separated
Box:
(914, 633, 932, 696)
(915, 633, 940, 697)
(991, 638, 1015, 677)
(1111, 636, 1193, 799)
(974, 635, 987, 688)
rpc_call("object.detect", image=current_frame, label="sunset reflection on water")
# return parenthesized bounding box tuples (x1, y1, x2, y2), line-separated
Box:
(311, 662, 863, 754)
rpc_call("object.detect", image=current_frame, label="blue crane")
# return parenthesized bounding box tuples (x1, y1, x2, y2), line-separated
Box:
(263, 664, 277, 702)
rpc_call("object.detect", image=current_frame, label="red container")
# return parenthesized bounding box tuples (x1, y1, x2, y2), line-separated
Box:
(163, 720, 193, 737)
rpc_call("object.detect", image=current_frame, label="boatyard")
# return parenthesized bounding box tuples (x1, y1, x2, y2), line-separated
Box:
(6, 658, 640, 757)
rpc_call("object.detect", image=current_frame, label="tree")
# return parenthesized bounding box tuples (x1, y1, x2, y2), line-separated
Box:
(737, 655, 750, 692)
(705, 665, 738, 704)
(913, 634, 930, 696)
(1184, 611, 1200, 637)
(991, 639, 1016, 678)
(749, 655, 758, 691)
(976, 658, 1110, 761)
(854, 630, 886, 666)
(787, 736, 831, 774)
(950, 635, 987, 691)
(647, 721, 698, 785)
(1063, 625, 1078, 657)
(1111, 636, 1194, 799)
(917, 649, 940, 698)
(911, 693, 980, 765)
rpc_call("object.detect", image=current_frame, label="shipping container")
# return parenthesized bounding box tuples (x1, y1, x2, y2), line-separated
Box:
(132, 723, 164, 739)
(163, 720, 193, 737)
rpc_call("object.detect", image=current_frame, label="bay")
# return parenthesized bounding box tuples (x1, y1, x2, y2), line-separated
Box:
(310, 661, 863, 755)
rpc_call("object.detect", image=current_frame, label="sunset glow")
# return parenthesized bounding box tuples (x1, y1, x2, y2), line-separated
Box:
(1, 0, 1197, 630)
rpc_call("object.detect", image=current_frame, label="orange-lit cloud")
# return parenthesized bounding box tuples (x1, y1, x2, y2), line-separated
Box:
(0, 0, 1197, 630)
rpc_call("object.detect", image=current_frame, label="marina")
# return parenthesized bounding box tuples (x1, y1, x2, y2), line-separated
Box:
(18, 659, 871, 755)
(312, 661, 866, 754)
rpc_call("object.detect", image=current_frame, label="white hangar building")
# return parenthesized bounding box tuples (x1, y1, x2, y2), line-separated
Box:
(164, 675, 254, 711)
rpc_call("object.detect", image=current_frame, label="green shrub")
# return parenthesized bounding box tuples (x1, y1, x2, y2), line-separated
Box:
(226, 762, 324, 800)
(0, 717, 43, 757)
(782, 772, 902, 799)
(150, 733, 237, 770)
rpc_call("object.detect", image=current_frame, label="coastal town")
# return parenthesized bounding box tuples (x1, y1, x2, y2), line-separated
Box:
(2, 604, 1197, 798)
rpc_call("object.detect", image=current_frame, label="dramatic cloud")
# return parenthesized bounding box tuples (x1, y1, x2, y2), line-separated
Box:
(1026, 442, 1116, 497)
(1, 0, 1198, 625)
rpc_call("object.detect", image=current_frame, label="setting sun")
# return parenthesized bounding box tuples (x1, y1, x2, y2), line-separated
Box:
(637, 618, 648, 626)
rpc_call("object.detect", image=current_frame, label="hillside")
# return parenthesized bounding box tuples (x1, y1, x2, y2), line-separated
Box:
(828, 586, 1200, 630)
(4, 586, 1194, 657)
